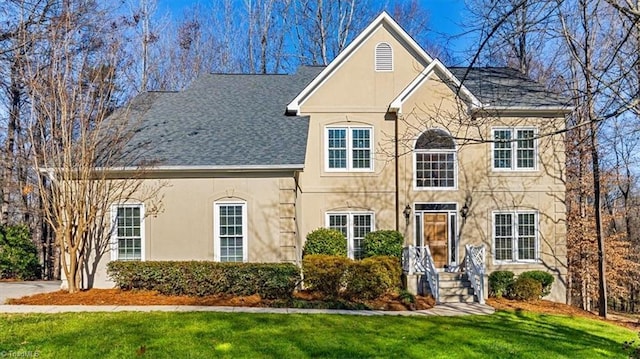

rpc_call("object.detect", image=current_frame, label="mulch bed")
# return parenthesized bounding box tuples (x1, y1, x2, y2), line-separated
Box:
(6, 289, 435, 311)
(487, 297, 640, 329)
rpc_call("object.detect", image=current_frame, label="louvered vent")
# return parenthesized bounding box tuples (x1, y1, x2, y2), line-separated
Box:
(375, 43, 393, 71)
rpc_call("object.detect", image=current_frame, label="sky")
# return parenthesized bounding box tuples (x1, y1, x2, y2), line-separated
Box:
(155, 0, 472, 63)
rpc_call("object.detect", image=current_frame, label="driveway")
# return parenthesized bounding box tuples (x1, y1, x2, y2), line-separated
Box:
(0, 281, 62, 304)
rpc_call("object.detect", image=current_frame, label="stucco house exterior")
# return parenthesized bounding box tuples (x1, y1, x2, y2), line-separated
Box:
(91, 12, 569, 303)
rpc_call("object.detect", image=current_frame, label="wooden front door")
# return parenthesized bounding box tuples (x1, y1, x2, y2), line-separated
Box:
(423, 213, 448, 268)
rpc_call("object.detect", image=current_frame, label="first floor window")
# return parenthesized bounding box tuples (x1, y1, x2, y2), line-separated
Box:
(112, 204, 144, 261)
(326, 126, 373, 171)
(327, 212, 374, 259)
(215, 202, 247, 262)
(494, 211, 538, 262)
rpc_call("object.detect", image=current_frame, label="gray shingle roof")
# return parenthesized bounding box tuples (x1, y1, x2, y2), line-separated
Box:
(122, 65, 566, 169)
(449, 67, 569, 108)
(125, 66, 323, 168)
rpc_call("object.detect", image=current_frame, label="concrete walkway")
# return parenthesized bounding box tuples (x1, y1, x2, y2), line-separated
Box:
(0, 281, 62, 304)
(0, 302, 494, 316)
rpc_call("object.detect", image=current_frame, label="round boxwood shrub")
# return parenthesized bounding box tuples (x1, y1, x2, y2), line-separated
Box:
(509, 277, 542, 301)
(518, 270, 554, 297)
(362, 230, 404, 259)
(303, 228, 347, 257)
(0, 224, 40, 280)
(488, 270, 514, 298)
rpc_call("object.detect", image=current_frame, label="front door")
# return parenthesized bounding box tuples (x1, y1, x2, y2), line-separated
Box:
(423, 213, 448, 268)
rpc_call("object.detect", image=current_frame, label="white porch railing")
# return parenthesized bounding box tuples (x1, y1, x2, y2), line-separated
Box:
(402, 245, 439, 302)
(464, 244, 486, 304)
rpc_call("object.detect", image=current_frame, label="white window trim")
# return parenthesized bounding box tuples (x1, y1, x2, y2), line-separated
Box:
(214, 201, 248, 262)
(491, 127, 538, 172)
(413, 149, 458, 191)
(324, 126, 374, 173)
(374, 42, 393, 72)
(492, 210, 540, 264)
(110, 203, 146, 261)
(325, 211, 375, 259)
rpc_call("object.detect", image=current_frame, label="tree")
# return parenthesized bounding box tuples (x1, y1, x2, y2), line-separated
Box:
(24, 0, 162, 293)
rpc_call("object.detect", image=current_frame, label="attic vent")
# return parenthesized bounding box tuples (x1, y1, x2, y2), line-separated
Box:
(375, 42, 393, 72)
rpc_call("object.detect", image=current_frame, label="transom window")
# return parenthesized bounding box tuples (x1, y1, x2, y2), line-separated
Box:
(375, 42, 393, 71)
(214, 202, 248, 262)
(494, 211, 538, 262)
(326, 127, 373, 171)
(326, 212, 374, 260)
(493, 128, 537, 170)
(414, 129, 456, 188)
(111, 204, 144, 261)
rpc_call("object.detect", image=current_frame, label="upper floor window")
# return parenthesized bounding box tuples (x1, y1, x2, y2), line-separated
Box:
(111, 204, 144, 261)
(375, 42, 393, 71)
(214, 201, 248, 262)
(326, 212, 374, 260)
(494, 211, 538, 262)
(414, 129, 456, 189)
(326, 126, 373, 172)
(493, 128, 537, 170)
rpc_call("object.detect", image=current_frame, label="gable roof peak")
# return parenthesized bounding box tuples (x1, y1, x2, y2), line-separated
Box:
(286, 11, 434, 115)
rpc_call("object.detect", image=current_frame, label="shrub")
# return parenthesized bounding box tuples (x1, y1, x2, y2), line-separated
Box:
(107, 261, 300, 299)
(0, 224, 40, 280)
(302, 255, 350, 298)
(303, 228, 347, 257)
(362, 230, 404, 259)
(303, 255, 401, 300)
(509, 277, 542, 301)
(344, 256, 402, 300)
(518, 271, 554, 297)
(488, 270, 514, 298)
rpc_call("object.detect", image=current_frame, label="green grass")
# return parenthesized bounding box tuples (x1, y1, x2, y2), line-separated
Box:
(0, 310, 635, 358)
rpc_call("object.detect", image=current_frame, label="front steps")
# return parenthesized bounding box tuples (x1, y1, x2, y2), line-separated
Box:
(437, 272, 476, 304)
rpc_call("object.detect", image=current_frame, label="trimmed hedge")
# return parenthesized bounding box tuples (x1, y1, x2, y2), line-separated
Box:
(0, 224, 40, 280)
(301, 255, 351, 298)
(519, 270, 554, 297)
(302, 254, 401, 300)
(303, 228, 347, 257)
(107, 261, 300, 299)
(345, 256, 402, 300)
(510, 277, 542, 301)
(362, 230, 404, 259)
(488, 271, 514, 298)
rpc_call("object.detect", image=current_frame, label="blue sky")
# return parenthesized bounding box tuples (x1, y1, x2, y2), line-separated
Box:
(156, 0, 471, 62)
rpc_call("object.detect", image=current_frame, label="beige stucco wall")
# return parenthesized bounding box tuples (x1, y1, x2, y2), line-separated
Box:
(89, 174, 297, 288)
(296, 24, 567, 301)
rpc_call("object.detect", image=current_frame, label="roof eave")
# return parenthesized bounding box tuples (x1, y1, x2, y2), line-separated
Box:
(472, 106, 574, 116)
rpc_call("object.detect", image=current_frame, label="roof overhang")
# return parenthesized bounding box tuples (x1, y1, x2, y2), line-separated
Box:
(41, 164, 305, 180)
(471, 106, 574, 117)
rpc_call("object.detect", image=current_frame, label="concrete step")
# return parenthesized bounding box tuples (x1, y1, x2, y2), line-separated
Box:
(439, 294, 476, 304)
(439, 286, 475, 296)
(439, 272, 467, 281)
(438, 279, 471, 288)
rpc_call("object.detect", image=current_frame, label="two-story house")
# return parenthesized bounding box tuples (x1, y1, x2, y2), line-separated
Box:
(88, 12, 569, 303)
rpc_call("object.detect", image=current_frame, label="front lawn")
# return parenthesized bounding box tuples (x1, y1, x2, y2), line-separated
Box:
(0, 310, 634, 358)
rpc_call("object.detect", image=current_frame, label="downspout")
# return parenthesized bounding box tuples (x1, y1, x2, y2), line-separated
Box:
(394, 111, 399, 232)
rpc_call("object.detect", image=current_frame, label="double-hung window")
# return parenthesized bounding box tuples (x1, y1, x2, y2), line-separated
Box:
(414, 129, 457, 189)
(493, 128, 537, 170)
(326, 212, 374, 259)
(326, 127, 373, 171)
(494, 211, 538, 262)
(111, 204, 144, 261)
(214, 202, 248, 262)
